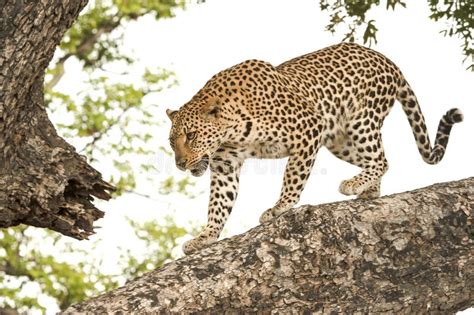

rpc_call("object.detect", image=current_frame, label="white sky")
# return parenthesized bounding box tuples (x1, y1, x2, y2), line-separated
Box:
(47, 0, 474, 313)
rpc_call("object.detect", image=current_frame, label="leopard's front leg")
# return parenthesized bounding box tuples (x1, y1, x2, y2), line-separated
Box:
(183, 146, 247, 255)
(259, 139, 320, 224)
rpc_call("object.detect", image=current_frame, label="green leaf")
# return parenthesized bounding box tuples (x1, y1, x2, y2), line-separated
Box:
(362, 20, 378, 45)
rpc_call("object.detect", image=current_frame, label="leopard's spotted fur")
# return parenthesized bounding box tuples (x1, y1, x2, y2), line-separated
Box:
(166, 43, 463, 254)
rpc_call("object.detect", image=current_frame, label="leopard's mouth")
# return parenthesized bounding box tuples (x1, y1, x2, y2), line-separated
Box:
(190, 154, 209, 177)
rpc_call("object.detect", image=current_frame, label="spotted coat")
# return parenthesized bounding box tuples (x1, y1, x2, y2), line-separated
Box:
(166, 43, 463, 254)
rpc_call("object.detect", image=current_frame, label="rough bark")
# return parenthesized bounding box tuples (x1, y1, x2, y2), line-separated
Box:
(64, 177, 474, 313)
(0, 1, 114, 239)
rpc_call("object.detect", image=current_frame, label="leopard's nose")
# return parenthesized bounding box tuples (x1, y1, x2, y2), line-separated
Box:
(176, 158, 187, 170)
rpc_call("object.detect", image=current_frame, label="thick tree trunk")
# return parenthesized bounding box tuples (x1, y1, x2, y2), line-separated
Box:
(0, 1, 114, 239)
(65, 178, 474, 313)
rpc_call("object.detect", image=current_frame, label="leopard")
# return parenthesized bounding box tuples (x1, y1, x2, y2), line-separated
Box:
(166, 43, 463, 255)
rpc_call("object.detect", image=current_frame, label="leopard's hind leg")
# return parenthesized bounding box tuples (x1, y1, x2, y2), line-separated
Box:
(327, 107, 391, 199)
(327, 138, 386, 199)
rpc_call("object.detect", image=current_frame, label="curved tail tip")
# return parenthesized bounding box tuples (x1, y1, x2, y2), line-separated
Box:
(446, 108, 463, 124)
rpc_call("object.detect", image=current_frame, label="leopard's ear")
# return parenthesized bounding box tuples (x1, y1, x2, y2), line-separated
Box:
(202, 100, 221, 119)
(166, 109, 177, 120)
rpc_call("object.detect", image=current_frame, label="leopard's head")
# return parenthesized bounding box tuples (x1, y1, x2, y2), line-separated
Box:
(167, 97, 227, 177)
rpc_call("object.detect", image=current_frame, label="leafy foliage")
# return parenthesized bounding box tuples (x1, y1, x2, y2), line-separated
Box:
(0, 219, 191, 312)
(45, 67, 177, 194)
(319, 0, 473, 69)
(0, 226, 114, 312)
(320, 0, 398, 44)
(59, 0, 183, 68)
(45, 0, 191, 195)
(120, 216, 199, 279)
(428, 0, 473, 70)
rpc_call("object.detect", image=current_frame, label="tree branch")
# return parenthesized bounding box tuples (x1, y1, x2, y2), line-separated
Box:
(44, 54, 71, 91)
(64, 177, 474, 313)
(45, 18, 122, 90)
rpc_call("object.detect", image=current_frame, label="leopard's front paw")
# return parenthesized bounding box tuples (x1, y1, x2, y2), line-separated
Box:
(259, 203, 292, 224)
(357, 185, 380, 199)
(182, 236, 215, 255)
(259, 208, 275, 224)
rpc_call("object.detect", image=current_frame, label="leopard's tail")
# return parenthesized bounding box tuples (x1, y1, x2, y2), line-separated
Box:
(397, 79, 463, 165)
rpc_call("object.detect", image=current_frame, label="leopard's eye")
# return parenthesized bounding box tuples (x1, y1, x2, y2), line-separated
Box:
(186, 131, 196, 141)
